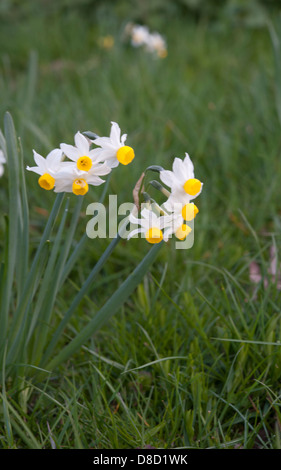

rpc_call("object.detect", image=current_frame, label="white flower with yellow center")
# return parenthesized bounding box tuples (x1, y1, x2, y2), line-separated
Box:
(161, 200, 199, 240)
(160, 153, 203, 211)
(54, 162, 111, 196)
(91, 121, 135, 168)
(26, 148, 64, 190)
(128, 208, 170, 244)
(60, 131, 100, 172)
(0, 150, 6, 177)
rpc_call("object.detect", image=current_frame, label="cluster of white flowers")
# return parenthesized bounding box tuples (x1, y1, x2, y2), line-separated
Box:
(26, 120, 202, 245)
(0, 149, 6, 177)
(128, 153, 203, 244)
(125, 23, 167, 58)
(26, 122, 135, 195)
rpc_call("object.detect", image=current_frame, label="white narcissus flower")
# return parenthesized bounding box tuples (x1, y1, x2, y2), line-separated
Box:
(128, 208, 171, 244)
(60, 131, 102, 171)
(0, 149, 6, 177)
(26, 148, 65, 190)
(161, 201, 198, 240)
(54, 162, 111, 195)
(127, 24, 167, 58)
(130, 25, 150, 47)
(161, 213, 192, 241)
(145, 32, 167, 58)
(91, 121, 135, 168)
(160, 153, 203, 211)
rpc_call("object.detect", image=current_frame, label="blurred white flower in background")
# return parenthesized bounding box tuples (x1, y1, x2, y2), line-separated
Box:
(130, 24, 150, 48)
(145, 32, 167, 58)
(125, 23, 167, 58)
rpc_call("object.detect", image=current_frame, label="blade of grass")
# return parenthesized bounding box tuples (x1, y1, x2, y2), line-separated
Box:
(15, 138, 29, 301)
(1, 345, 14, 448)
(122, 356, 189, 374)
(0, 395, 41, 449)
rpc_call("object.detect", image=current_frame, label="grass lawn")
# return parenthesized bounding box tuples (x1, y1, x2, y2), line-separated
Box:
(1, 2, 281, 449)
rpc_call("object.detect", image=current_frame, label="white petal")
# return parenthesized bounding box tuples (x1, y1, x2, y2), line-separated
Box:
(46, 148, 63, 170)
(88, 148, 105, 162)
(177, 192, 193, 204)
(172, 158, 185, 181)
(33, 150, 47, 172)
(54, 178, 73, 193)
(141, 208, 153, 221)
(164, 192, 189, 211)
(93, 136, 115, 148)
(60, 143, 79, 161)
(74, 131, 89, 154)
(163, 227, 174, 241)
(89, 162, 112, 176)
(121, 133, 127, 145)
(160, 170, 175, 188)
(101, 156, 119, 168)
(55, 165, 78, 180)
(183, 152, 194, 177)
(129, 213, 143, 225)
(86, 175, 105, 186)
(159, 214, 174, 229)
(127, 228, 145, 240)
(110, 122, 121, 145)
(91, 147, 118, 166)
(26, 165, 43, 176)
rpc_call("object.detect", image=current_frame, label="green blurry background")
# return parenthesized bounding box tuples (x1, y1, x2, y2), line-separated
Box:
(1, 0, 281, 450)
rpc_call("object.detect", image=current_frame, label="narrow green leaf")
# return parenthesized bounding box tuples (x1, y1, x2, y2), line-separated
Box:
(122, 356, 188, 374)
(15, 138, 29, 300)
(212, 337, 281, 346)
(0, 112, 20, 358)
(31, 198, 71, 363)
(40, 233, 122, 368)
(7, 193, 64, 367)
